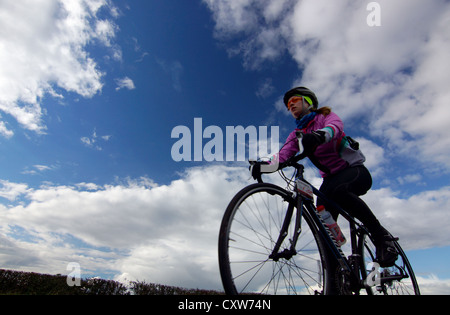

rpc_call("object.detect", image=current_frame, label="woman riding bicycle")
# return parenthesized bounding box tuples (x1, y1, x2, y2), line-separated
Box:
(266, 87, 397, 267)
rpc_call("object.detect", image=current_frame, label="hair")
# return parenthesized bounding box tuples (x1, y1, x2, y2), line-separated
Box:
(313, 106, 332, 116)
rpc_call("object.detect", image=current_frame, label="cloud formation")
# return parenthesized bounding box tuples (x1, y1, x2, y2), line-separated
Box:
(0, 0, 119, 135)
(0, 165, 449, 291)
(115, 77, 136, 91)
(0, 166, 247, 288)
(81, 128, 112, 151)
(203, 0, 450, 172)
(1, 0, 449, 295)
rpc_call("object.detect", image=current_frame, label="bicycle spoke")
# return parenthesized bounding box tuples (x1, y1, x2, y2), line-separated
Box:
(220, 185, 327, 295)
(219, 172, 420, 295)
(360, 233, 419, 295)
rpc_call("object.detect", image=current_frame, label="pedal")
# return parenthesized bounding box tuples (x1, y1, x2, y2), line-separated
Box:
(388, 236, 399, 242)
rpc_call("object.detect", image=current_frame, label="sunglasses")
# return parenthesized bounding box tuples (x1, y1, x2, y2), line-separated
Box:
(287, 96, 303, 111)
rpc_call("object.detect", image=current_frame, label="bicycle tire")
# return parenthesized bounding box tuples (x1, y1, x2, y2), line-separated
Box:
(218, 183, 333, 295)
(358, 230, 420, 295)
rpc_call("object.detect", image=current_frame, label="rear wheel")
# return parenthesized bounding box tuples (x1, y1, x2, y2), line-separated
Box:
(218, 183, 332, 295)
(358, 230, 420, 295)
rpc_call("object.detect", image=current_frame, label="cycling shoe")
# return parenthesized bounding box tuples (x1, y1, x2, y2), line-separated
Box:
(375, 236, 398, 268)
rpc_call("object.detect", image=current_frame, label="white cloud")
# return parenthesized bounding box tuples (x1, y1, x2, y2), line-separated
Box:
(0, 165, 248, 288)
(203, 0, 450, 172)
(0, 180, 29, 202)
(203, 0, 259, 37)
(396, 174, 422, 186)
(21, 164, 58, 176)
(355, 137, 386, 177)
(81, 128, 112, 150)
(416, 275, 450, 295)
(94, 19, 116, 47)
(365, 186, 450, 251)
(0, 165, 449, 291)
(0, 0, 119, 135)
(115, 77, 136, 91)
(0, 121, 13, 138)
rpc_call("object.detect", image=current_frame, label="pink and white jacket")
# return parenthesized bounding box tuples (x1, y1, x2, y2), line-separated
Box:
(277, 112, 365, 177)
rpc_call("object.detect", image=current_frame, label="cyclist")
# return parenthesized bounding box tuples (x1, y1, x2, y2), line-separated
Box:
(259, 87, 397, 267)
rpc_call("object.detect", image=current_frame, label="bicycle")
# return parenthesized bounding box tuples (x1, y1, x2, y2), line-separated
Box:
(218, 134, 420, 295)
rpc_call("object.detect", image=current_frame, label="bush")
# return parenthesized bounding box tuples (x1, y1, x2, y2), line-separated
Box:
(129, 281, 222, 295)
(0, 269, 222, 295)
(0, 269, 80, 295)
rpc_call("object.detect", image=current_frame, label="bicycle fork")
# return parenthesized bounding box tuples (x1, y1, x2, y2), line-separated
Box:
(267, 196, 364, 294)
(269, 198, 302, 262)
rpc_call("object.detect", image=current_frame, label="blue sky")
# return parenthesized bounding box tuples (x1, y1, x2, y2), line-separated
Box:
(0, 0, 450, 294)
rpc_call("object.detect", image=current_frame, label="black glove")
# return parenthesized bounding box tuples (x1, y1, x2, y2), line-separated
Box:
(301, 131, 326, 156)
(249, 161, 269, 182)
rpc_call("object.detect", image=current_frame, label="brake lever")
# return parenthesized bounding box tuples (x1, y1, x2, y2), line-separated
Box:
(296, 130, 305, 156)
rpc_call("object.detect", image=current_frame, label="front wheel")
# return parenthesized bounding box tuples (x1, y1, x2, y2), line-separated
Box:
(218, 183, 332, 295)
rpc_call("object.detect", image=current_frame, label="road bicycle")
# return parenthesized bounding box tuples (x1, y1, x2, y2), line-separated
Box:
(218, 135, 420, 295)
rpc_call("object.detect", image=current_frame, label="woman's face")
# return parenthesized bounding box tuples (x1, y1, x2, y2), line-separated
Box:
(287, 96, 309, 119)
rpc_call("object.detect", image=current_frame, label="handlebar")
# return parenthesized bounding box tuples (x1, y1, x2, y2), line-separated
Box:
(249, 131, 306, 183)
(249, 154, 306, 183)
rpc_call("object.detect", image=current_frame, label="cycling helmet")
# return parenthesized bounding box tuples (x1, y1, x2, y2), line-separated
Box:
(283, 87, 319, 109)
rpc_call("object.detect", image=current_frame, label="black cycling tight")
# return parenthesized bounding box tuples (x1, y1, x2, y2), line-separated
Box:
(317, 165, 384, 236)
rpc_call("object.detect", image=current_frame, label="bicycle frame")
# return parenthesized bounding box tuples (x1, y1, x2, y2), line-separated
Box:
(273, 162, 371, 292)
(221, 157, 420, 295)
